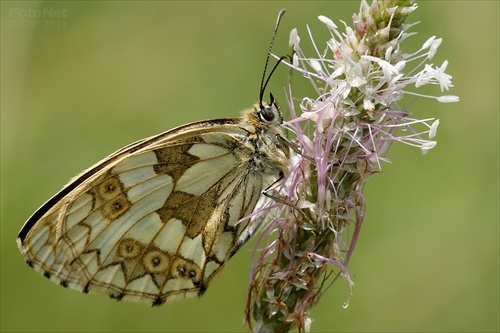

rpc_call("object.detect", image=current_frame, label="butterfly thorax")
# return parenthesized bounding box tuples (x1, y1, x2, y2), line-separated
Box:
(239, 103, 289, 178)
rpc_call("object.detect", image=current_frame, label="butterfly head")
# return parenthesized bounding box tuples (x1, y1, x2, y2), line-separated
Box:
(242, 93, 283, 133)
(258, 93, 283, 127)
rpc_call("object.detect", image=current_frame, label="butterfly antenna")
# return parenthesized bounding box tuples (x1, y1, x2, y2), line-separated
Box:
(259, 8, 286, 108)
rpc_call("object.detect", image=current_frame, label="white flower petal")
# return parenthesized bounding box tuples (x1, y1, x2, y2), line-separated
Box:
(304, 317, 313, 333)
(363, 98, 375, 111)
(422, 35, 436, 50)
(428, 38, 442, 59)
(379, 26, 390, 40)
(401, 3, 418, 14)
(385, 46, 394, 61)
(395, 60, 406, 72)
(435, 60, 453, 91)
(421, 141, 437, 153)
(388, 73, 403, 86)
(289, 28, 300, 50)
(429, 119, 439, 139)
(437, 95, 460, 103)
(310, 59, 323, 73)
(318, 15, 337, 29)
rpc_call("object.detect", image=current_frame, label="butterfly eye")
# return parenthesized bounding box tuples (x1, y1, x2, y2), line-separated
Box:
(259, 93, 281, 123)
(260, 106, 275, 122)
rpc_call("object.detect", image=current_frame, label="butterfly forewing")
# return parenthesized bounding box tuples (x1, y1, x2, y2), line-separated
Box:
(17, 104, 288, 305)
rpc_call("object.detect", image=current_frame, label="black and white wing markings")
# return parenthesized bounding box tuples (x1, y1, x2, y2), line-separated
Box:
(18, 105, 289, 305)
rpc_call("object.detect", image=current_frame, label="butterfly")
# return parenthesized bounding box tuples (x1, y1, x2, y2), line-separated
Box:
(17, 10, 290, 306)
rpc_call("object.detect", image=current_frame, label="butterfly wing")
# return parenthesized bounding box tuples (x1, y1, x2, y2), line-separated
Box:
(17, 119, 274, 305)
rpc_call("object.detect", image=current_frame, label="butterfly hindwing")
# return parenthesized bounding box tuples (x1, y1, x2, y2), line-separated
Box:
(18, 103, 289, 305)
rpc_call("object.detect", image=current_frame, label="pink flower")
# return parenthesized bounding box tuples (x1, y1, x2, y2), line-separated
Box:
(246, 1, 458, 332)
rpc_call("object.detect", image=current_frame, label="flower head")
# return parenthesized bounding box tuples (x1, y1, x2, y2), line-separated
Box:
(246, 1, 458, 332)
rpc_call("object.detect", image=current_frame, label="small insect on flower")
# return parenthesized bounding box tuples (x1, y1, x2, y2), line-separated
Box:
(17, 10, 290, 306)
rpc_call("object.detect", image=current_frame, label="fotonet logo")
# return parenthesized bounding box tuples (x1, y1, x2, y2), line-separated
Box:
(9, 7, 68, 18)
(7, 6, 69, 28)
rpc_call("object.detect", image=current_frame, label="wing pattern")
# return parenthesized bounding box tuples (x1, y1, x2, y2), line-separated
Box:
(22, 124, 276, 304)
(18, 103, 289, 305)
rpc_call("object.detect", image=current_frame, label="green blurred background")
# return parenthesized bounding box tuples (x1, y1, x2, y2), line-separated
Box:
(1, 1, 498, 332)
